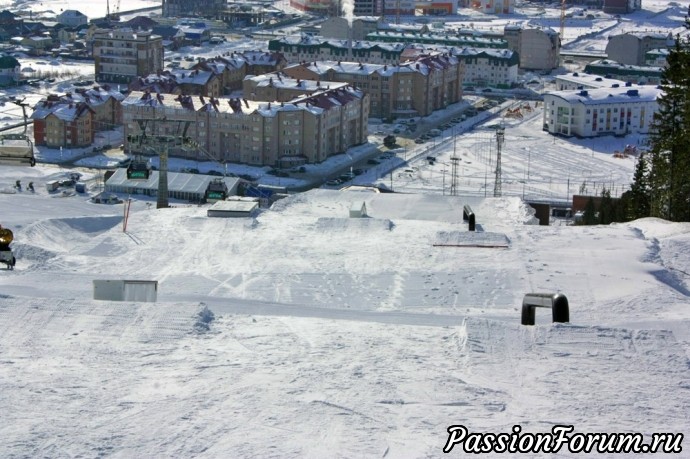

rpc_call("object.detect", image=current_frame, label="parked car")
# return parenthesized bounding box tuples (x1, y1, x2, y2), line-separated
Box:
(367, 159, 380, 165)
(326, 179, 342, 186)
(383, 135, 397, 147)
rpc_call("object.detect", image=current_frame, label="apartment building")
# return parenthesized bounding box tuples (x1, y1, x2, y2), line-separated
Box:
(31, 98, 95, 148)
(320, 17, 383, 40)
(644, 48, 669, 67)
(542, 86, 660, 138)
(132, 51, 288, 97)
(606, 32, 672, 66)
(366, 30, 509, 50)
(161, 0, 226, 17)
(71, 86, 126, 132)
(555, 73, 628, 91)
(282, 53, 463, 120)
(243, 73, 349, 102)
(503, 25, 559, 71)
(93, 29, 164, 84)
(268, 36, 408, 65)
(121, 87, 369, 167)
(584, 59, 663, 85)
(452, 48, 518, 88)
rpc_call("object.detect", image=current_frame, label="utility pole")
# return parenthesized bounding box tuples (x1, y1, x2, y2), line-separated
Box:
(449, 156, 460, 196)
(494, 125, 504, 197)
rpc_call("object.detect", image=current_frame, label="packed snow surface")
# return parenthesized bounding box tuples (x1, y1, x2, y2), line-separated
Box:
(0, 0, 689, 456)
(1, 172, 689, 457)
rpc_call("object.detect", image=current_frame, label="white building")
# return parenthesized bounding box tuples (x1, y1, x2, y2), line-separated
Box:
(543, 86, 661, 138)
(554, 73, 628, 91)
(453, 48, 519, 88)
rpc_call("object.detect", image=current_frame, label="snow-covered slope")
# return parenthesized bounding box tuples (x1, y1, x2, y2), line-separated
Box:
(1, 172, 689, 457)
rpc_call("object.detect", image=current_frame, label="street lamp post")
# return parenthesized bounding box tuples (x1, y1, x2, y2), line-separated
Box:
(442, 169, 446, 196)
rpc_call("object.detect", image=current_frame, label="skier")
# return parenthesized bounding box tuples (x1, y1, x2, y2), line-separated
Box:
(28, 182, 34, 192)
(15, 180, 21, 191)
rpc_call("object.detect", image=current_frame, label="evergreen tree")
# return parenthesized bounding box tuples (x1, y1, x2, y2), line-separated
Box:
(599, 188, 613, 224)
(627, 153, 651, 219)
(582, 197, 598, 225)
(646, 8, 690, 221)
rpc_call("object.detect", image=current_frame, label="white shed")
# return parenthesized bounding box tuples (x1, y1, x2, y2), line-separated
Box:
(93, 280, 158, 302)
(349, 201, 368, 218)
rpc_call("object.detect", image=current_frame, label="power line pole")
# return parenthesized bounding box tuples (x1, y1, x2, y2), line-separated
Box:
(494, 125, 504, 197)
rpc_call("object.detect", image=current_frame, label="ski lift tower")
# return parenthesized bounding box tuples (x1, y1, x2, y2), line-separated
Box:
(494, 125, 504, 197)
(448, 126, 460, 196)
(127, 117, 192, 209)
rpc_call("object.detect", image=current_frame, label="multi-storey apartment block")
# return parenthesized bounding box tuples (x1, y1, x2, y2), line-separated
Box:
(503, 24, 559, 71)
(606, 32, 672, 66)
(243, 73, 349, 102)
(121, 87, 369, 167)
(543, 86, 660, 138)
(132, 51, 288, 96)
(365, 30, 509, 50)
(31, 97, 95, 148)
(584, 59, 663, 85)
(268, 36, 408, 65)
(282, 53, 463, 120)
(161, 0, 226, 18)
(93, 29, 164, 84)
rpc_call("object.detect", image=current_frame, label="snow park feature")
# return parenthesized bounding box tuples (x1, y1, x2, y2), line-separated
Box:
(521, 292, 570, 325)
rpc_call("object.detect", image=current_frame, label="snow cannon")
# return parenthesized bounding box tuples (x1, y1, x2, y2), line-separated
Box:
(0, 226, 16, 270)
(0, 227, 13, 245)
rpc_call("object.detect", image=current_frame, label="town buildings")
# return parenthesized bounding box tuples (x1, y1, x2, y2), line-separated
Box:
(30, 87, 126, 148)
(121, 86, 369, 167)
(93, 29, 164, 84)
(268, 36, 408, 65)
(243, 73, 350, 102)
(131, 51, 287, 96)
(282, 53, 463, 120)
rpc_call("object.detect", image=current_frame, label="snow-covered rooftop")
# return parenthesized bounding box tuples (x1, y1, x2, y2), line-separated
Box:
(548, 85, 662, 104)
